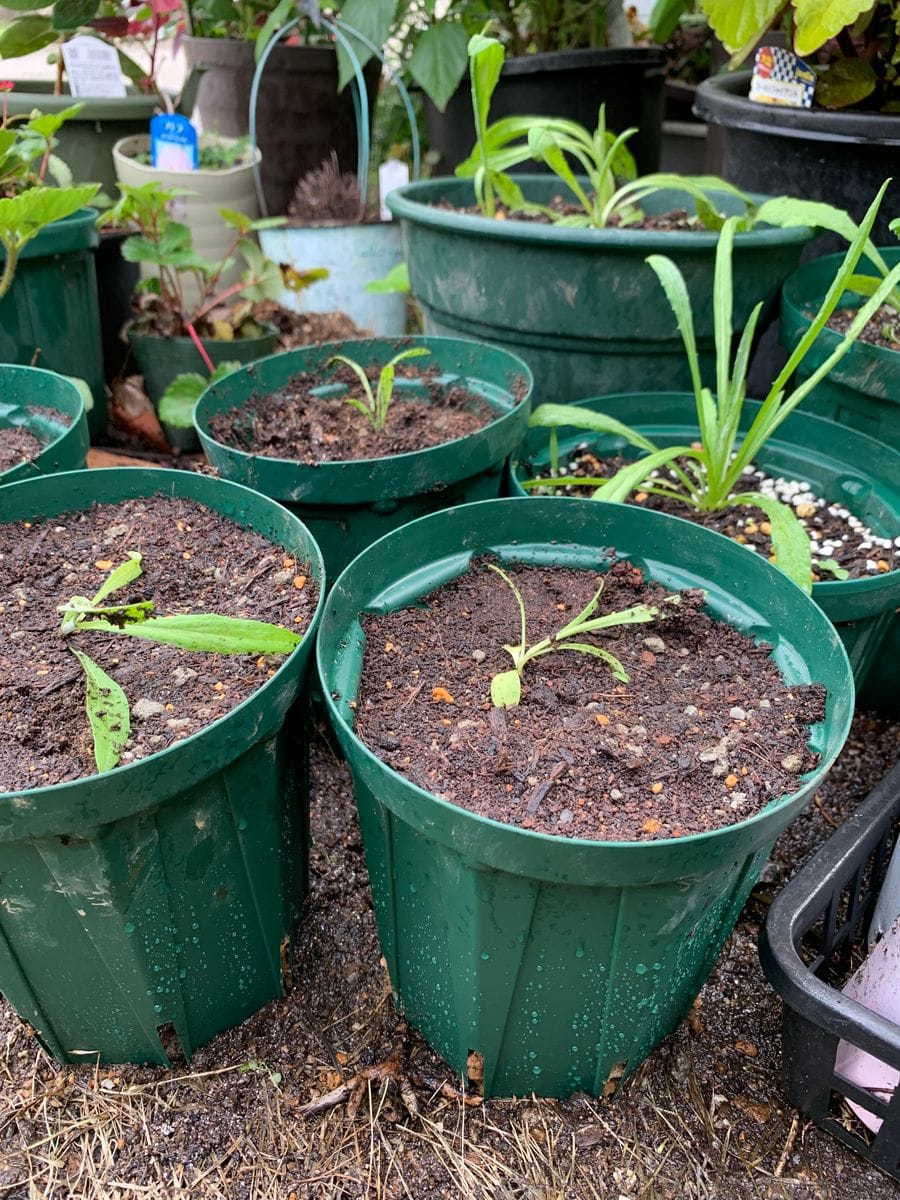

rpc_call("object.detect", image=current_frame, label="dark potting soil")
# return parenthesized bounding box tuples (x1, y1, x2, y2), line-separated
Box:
(0, 406, 72, 473)
(354, 559, 825, 842)
(207, 361, 506, 463)
(450, 197, 712, 231)
(0, 495, 318, 793)
(828, 302, 900, 351)
(531, 451, 898, 581)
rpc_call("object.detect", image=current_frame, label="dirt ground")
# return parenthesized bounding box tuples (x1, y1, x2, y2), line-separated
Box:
(1, 710, 898, 1200)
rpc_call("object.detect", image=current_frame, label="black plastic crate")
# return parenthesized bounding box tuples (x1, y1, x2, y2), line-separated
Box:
(760, 759, 900, 1179)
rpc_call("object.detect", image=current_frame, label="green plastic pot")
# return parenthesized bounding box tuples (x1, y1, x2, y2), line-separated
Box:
(317, 497, 854, 1098)
(195, 336, 534, 583)
(0, 468, 325, 1065)
(0, 208, 105, 439)
(0, 365, 89, 485)
(386, 177, 813, 402)
(129, 324, 278, 451)
(510, 393, 900, 712)
(4, 84, 160, 197)
(781, 247, 900, 445)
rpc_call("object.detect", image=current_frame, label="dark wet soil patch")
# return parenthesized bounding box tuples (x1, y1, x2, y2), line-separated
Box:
(207, 360, 505, 463)
(0, 426, 43, 473)
(828, 303, 900, 351)
(353, 559, 825, 841)
(450, 196, 712, 230)
(529, 451, 898, 581)
(0, 495, 317, 792)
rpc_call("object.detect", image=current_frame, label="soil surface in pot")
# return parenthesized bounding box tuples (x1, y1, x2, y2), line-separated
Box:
(451, 197, 710, 231)
(0, 495, 318, 792)
(530, 453, 899, 581)
(0, 407, 71, 473)
(828, 303, 900, 351)
(208, 361, 510, 463)
(354, 559, 825, 841)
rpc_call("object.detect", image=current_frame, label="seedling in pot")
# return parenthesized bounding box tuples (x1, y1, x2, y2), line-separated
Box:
(326, 348, 431, 432)
(524, 181, 900, 593)
(58, 552, 302, 773)
(488, 563, 674, 708)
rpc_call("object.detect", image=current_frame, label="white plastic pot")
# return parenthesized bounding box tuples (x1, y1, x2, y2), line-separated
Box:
(258, 222, 405, 336)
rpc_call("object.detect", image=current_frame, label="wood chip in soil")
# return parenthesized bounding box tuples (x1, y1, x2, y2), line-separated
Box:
(208, 359, 514, 463)
(529, 450, 899, 580)
(0, 495, 317, 792)
(354, 559, 825, 841)
(828, 302, 900, 351)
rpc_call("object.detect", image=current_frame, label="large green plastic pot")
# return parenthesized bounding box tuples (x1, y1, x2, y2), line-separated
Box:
(317, 498, 854, 1098)
(0, 468, 325, 1065)
(196, 336, 534, 583)
(781, 247, 900, 445)
(386, 177, 813, 402)
(0, 366, 89, 485)
(0, 209, 105, 439)
(510, 393, 900, 712)
(4, 84, 160, 197)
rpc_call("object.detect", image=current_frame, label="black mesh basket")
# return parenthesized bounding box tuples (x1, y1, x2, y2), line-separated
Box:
(760, 760, 900, 1179)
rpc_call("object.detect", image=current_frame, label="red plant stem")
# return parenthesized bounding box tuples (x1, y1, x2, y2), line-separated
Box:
(190, 277, 246, 324)
(185, 321, 215, 373)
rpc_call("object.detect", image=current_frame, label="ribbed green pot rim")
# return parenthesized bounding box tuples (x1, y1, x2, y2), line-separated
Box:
(0, 468, 326, 836)
(508, 393, 900, 619)
(0, 207, 99, 263)
(127, 321, 278, 353)
(386, 176, 814, 251)
(195, 336, 534, 503)
(318, 496, 854, 882)
(0, 367, 88, 485)
(3, 85, 160, 119)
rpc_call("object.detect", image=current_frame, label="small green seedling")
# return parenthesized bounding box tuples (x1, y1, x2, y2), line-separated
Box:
(58, 552, 302, 773)
(525, 181, 900, 593)
(488, 564, 671, 708)
(327, 347, 431, 432)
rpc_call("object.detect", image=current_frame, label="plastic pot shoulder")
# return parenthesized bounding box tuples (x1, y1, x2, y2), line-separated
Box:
(0, 468, 325, 1065)
(317, 496, 853, 1097)
(195, 335, 534, 581)
(0, 366, 89, 484)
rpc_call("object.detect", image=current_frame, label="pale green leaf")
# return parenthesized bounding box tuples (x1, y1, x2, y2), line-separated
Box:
(364, 261, 409, 294)
(409, 21, 469, 111)
(92, 552, 143, 604)
(80, 613, 302, 654)
(528, 402, 658, 455)
(731, 492, 813, 594)
(490, 668, 521, 708)
(555, 641, 630, 682)
(71, 648, 130, 773)
(591, 446, 698, 503)
(701, 0, 781, 57)
(793, 0, 874, 57)
(0, 14, 57, 56)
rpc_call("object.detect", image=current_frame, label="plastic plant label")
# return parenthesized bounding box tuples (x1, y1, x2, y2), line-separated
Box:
(60, 36, 127, 99)
(749, 46, 815, 108)
(150, 114, 199, 171)
(379, 159, 410, 221)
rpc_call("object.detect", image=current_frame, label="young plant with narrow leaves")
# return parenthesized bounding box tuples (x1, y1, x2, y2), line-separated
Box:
(58, 552, 302, 773)
(326, 347, 431, 432)
(524, 181, 900, 593)
(488, 563, 672, 708)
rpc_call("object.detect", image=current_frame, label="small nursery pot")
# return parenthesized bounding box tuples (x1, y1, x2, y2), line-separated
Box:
(0, 208, 105, 439)
(0, 366, 89, 485)
(195, 336, 533, 582)
(781, 247, 900, 445)
(316, 497, 854, 1098)
(386, 177, 813, 402)
(259, 222, 405, 336)
(0, 468, 325, 1065)
(510, 393, 900, 710)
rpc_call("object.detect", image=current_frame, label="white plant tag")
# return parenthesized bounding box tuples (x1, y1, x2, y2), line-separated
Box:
(379, 159, 409, 221)
(61, 36, 127, 99)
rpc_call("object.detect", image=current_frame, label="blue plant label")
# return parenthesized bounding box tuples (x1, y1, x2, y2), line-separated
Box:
(749, 46, 815, 108)
(150, 113, 199, 171)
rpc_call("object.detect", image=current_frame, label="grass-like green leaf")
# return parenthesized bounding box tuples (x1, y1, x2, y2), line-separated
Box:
(92, 551, 143, 604)
(71, 648, 131, 773)
(528, 403, 658, 454)
(591, 446, 697, 503)
(731, 492, 813, 594)
(555, 641, 629, 682)
(78, 614, 302, 654)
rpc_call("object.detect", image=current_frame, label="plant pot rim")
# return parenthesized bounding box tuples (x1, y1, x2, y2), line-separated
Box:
(195, 334, 533, 476)
(318, 495, 853, 865)
(386, 176, 814, 250)
(0, 467, 326, 826)
(2, 83, 162, 118)
(694, 70, 900, 143)
(113, 133, 261, 175)
(496, 45, 666, 75)
(127, 321, 278, 348)
(182, 34, 338, 58)
(0, 206, 99, 264)
(0, 366, 87, 484)
(511, 391, 900, 602)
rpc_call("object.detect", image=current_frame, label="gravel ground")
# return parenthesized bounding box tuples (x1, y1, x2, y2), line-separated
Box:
(1, 710, 898, 1200)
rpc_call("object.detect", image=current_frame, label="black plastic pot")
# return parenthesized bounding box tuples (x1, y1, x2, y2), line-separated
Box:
(760, 760, 900, 1180)
(423, 46, 665, 176)
(694, 71, 900, 246)
(182, 38, 379, 216)
(96, 230, 140, 385)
